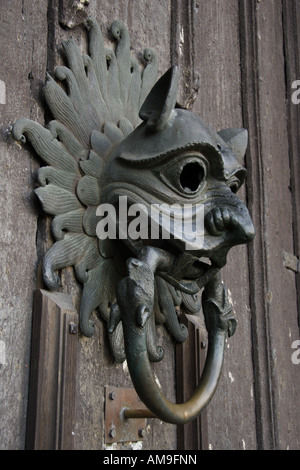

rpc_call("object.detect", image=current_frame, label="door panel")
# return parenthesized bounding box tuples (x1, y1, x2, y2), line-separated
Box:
(1, 0, 299, 450)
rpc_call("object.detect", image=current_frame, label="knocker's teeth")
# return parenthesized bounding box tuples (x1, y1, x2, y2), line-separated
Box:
(136, 305, 150, 327)
(108, 302, 121, 334)
(130, 259, 143, 268)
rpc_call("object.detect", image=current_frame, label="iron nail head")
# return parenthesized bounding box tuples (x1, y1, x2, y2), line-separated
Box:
(69, 323, 78, 334)
(138, 428, 146, 438)
(109, 427, 116, 438)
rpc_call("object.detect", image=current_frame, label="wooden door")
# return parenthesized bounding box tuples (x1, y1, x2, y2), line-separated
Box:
(0, 0, 299, 450)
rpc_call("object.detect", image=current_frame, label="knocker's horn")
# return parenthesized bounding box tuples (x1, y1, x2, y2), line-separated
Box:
(139, 65, 179, 132)
(116, 253, 236, 425)
(218, 128, 248, 163)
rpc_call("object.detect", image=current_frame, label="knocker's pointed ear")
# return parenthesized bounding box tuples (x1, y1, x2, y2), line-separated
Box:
(218, 128, 248, 163)
(139, 65, 179, 131)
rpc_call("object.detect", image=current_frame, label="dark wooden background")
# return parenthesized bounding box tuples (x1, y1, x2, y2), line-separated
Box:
(0, 0, 299, 450)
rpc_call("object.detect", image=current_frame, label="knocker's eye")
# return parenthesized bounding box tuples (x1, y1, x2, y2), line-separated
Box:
(180, 162, 205, 192)
(160, 155, 207, 196)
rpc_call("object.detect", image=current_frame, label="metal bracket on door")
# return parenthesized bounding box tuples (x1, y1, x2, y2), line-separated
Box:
(104, 386, 153, 444)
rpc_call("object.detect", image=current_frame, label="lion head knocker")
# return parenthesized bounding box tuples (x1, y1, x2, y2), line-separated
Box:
(13, 17, 254, 424)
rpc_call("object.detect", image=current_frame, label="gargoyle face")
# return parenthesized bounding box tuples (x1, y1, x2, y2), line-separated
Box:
(101, 67, 255, 293)
(12, 18, 255, 424)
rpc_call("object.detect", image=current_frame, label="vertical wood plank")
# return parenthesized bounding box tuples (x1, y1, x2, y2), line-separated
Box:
(240, 0, 300, 450)
(171, 0, 209, 450)
(0, 0, 49, 450)
(188, 0, 257, 450)
(254, 0, 300, 450)
(176, 318, 209, 450)
(26, 289, 78, 450)
(239, 0, 276, 449)
(282, 0, 300, 329)
(176, 317, 201, 450)
(172, 0, 257, 450)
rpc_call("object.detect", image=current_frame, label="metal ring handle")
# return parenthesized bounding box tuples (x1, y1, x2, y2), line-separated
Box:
(117, 263, 236, 425)
(123, 323, 226, 424)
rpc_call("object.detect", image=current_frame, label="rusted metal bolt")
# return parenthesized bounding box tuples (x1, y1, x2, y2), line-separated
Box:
(109, 391, 116, 400)
(69, 323, 78, 334)
(201, 341, 207, 349)
(109, 427, 116, 438)
(138, 428, 146, 438)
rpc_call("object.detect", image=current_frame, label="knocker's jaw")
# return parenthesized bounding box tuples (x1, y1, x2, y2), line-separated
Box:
(120, 195, 255, 296)
(157, 250, 222, 295)
(112, 187, 254, 423)
(118, 232, 222, 294)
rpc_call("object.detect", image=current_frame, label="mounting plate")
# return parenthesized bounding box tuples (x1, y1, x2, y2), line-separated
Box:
(104, 386, 148, 444)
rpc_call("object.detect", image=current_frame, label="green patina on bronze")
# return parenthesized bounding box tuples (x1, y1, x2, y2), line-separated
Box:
(13, 17, 254, 424)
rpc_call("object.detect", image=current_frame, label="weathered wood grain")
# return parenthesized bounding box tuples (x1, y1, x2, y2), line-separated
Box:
(255, 0, 300, 450)
(239, 0, 275, 450)
(282, 0, 300, 331)
(0, 0, 49, 450)
(26, 289, 78, 450)
(189, 0, 257, 450)
(1, 0, 300, 451)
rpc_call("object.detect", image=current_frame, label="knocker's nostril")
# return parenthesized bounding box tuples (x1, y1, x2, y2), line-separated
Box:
(205, 207, 232, 236)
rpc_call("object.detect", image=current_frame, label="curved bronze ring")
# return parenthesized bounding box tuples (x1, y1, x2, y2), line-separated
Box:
(117, 269, 235, 425)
